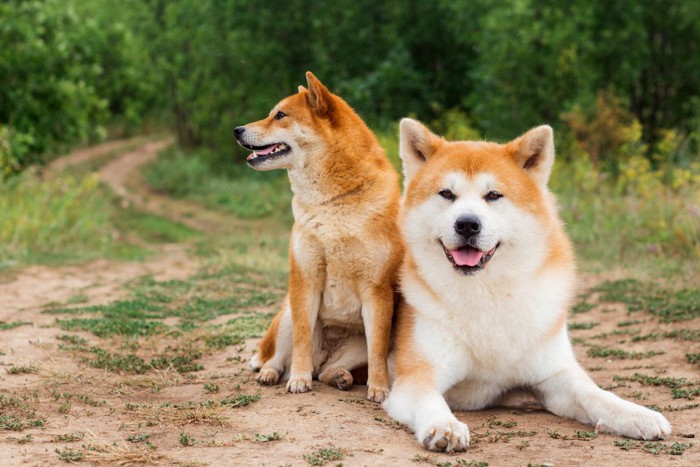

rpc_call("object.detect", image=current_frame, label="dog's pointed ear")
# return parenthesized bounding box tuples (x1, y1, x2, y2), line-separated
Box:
(400, 118, 443, 184)
(298, 85, 307, 94)
(508, 125, 555, 187)
(305, 72, 333, 116)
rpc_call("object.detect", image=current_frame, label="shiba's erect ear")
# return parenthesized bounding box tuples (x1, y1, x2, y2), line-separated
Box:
(508, 125, 555, 187)
(399, 118, 443, 184)
(305, 72, 333, 116)
(298, 85, 307, 93)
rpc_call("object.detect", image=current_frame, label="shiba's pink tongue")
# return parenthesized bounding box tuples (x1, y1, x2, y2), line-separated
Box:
(254, 144, 277, 156)
(450, 247, 483, 267)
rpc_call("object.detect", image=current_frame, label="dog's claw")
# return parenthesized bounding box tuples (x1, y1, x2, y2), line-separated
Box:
(367, 386, 389, 403)
(286, 375, 312, 393)
(256, 368, 280, 386)
(333, 370, 353, 391)
(420, 421, 470, 453)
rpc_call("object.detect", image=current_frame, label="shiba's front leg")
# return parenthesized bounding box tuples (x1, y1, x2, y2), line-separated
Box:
(360, 284, 394, 402)
(287, 266, 321, 393)
(537, 363, 672, 440)
(385, 379, 470, 452)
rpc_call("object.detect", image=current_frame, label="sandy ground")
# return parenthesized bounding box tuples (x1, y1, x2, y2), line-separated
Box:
(0, 140, 698, 466)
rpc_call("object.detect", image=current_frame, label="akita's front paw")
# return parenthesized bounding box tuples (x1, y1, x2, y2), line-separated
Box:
(596, 407, 671, 440)
(419, 420, 470, 453)
(367, 385, 389, 403)
(256, 368, 280, 386)
(286, 374, 312, 393)
(249, 353, 262, 371)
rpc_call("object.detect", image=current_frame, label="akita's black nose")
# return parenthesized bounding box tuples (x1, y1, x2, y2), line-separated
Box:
(233, 126, 246, 139)
(455, 215, 481, 237)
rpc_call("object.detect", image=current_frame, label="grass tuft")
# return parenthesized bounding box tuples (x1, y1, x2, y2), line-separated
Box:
(303, 446, 345, 466)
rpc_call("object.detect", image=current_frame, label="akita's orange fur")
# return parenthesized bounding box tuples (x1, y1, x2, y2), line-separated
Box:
(235, 72, 402, 402)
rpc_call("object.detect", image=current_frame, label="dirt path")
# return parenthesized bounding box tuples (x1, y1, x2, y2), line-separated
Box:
(1, 139, 698, 466)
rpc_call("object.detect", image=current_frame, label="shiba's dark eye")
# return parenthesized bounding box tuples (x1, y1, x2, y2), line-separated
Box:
(438, 189, 456, 202)
(484, 191, 503, 202)
(274, 111, 287, 120)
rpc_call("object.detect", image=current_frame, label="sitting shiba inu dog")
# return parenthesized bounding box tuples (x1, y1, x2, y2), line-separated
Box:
(234, 72, 402, 402)
(383, 119, 671, 451)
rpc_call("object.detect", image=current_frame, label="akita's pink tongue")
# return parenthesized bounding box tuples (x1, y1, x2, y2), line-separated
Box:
(450, 247, 483, 267)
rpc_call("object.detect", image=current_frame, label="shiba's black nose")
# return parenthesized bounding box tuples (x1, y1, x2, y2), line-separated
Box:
(455, 215, 481, 237)
(233, 126, 246, 139)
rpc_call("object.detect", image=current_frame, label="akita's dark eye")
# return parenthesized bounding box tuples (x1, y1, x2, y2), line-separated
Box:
(274, 111, 287, 120)
(438, 189, 456, 202)
(484, 191, 503, 202)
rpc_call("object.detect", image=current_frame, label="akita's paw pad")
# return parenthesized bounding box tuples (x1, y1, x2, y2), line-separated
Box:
(366, 386, 389, 403)
(256, 368, 280, 386)
(286, 375, 312, 394)
(421, 421, 470, 453)
(596, 409, 672, 440)
(332, 370, 353, 391)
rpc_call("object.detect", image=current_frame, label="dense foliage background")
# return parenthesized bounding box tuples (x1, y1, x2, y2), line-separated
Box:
(2, 0, 700, 176)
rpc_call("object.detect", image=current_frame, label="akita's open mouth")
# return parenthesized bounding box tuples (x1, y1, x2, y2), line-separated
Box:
(440, 240, 499, 275)
(241, 142, 291, 166)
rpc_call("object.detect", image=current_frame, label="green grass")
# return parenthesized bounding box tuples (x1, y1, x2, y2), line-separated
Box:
(0, 395, 46, 431)
(0, 321, 31, 330)
(113, 209, 200, 244)
(568, 322, 599, 330)
(0, 172, 150, 268)
(587, 346, 664, 360)
(613, 439, 692, 455)
(594, 279, 700, 322)
(144, 147, 293, 221)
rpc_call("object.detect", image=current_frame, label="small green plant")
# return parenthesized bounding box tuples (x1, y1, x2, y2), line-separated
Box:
(6, 365, 37, 374)
(254, 432, 281, 442)
(179, 432, 196, 446)
(303, 446, 344, 466)
(686, 353, 700, 365)
(219, 394, 260, 408)
(126, 433, 151, 443)
(574, 430, 598, 440)
(0, 321, 31, 330)
(587, 346, 664, 360)
(203, 383, 220, 394)
(54, 432, 84, 442)
(571, 302, 595, 314)
(55, 447, 83, 462)
(568, 322, 599, 330)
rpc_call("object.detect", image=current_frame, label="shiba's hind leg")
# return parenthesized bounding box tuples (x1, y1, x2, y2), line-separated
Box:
(318, 335, 367, 390)
(250, 298, 293, 386)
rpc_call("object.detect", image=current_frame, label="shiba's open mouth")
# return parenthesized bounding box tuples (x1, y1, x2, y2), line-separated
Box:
(241, 142, 291, 166)
(440, 240, 499, 275)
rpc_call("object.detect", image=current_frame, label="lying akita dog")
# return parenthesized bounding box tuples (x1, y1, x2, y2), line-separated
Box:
(234, 72, 402, 402)
(383, 119, 671, 451)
